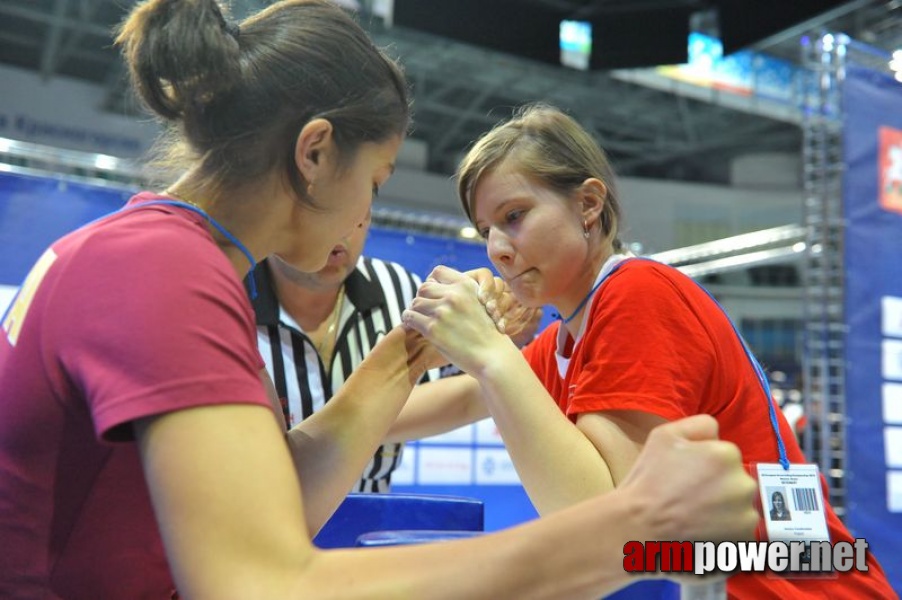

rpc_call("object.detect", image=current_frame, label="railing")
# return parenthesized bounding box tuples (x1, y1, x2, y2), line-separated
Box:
(0, 136, 479, 242)
(0, 135, 815, 275)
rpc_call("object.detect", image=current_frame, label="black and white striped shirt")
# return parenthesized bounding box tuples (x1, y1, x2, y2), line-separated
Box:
(250, 256, 439, 493)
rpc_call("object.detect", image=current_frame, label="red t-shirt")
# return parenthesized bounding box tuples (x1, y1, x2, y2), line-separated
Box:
(523, 258, 895, 599)
(0, 194, 269, 599)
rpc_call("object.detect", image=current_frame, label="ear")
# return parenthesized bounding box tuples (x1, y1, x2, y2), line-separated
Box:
(576, 177, 606, 225)
(294, 118, 334, 184)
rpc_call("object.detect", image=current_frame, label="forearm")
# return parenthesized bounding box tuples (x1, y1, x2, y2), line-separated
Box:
(141, 399, 757, 598)
(473, 341, 617, 515)
(292, 489, 645, 600)
(139, 402, 650, 600)
(286, 325, 430, 532)
(385, 374, 489, 443)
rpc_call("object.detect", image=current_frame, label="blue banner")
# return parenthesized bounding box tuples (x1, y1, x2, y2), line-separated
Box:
(0, 172, 131, 284)
(843, 66, 902, 589)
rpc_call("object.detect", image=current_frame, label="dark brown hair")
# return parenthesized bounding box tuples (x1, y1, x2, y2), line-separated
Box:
(116, 0, 410, 204)
(456, 103, 623, 251)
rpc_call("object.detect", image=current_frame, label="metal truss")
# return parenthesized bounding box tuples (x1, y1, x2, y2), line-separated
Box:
(800, 33, 848, 516)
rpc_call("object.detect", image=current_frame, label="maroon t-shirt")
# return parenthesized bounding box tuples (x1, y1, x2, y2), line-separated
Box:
(0, 194, 268, 598)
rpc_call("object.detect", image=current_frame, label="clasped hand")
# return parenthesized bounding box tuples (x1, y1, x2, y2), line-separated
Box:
(402, 266, 541, 374)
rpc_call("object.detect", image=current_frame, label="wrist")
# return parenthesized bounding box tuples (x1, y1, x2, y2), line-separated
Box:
(469, 336, 521, 382)
(359, 326, 426, 387)
(401, 326, 432, 380)
(605, 489, 663, 581)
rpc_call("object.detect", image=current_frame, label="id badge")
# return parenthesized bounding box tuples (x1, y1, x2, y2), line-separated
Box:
(756, 462, 835, 578)
(756, 463, 829, 541)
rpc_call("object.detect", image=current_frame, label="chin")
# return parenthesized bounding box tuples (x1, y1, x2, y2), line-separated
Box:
(290, 254, 328, 275)
(510, 283, 544, 308)
(316, 268, 350, 286)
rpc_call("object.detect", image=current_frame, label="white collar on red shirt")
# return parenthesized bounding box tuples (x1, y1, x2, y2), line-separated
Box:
(554, 252, 634, 379)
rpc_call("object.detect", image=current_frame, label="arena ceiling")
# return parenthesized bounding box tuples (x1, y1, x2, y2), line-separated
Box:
(0, 0, 900, 184)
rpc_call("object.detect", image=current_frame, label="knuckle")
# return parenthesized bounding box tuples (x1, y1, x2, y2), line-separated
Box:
(715, 441, 743, 464)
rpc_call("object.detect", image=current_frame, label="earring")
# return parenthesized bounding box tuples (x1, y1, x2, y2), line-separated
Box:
(583, 220, 590, 239)
(307, 181, 315, 197)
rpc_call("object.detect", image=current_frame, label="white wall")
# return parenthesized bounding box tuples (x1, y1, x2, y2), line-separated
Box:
(619, 178, 802, 253)
(378, 165, 460, 216)
(379, 166, 804, 251)
(0, 285, 16, 315)
(0, 65, 158, 157)
(712, 285, 803, 321)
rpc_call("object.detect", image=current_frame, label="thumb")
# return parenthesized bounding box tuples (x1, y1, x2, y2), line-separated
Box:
(464, 267, 495, 287)
(477, 276, 496, 304)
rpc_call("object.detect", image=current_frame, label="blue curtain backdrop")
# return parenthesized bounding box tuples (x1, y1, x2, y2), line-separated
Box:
(842, 65, 902, 589)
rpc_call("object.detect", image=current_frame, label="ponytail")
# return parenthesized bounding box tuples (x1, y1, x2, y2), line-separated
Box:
(115, 0, 242, 121)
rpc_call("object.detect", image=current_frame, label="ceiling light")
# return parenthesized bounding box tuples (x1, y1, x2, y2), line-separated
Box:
(93, 155, 118, 170)
(459, 226, 479, 240)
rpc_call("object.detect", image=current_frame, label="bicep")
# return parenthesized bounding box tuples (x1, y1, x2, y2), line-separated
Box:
(575, 410, 669, 486)
(134, 403, 311, 599)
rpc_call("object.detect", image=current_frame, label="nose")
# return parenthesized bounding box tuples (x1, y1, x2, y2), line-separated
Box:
(342, 207, 372, 239)
(358, 206, 372, 229)
(486, 227, 514, 265)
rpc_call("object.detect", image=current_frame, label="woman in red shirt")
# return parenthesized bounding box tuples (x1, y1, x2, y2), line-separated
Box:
(403, 103, 895, 599)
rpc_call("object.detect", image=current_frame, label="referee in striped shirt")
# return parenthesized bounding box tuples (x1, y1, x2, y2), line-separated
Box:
(248, 218, 440, 493)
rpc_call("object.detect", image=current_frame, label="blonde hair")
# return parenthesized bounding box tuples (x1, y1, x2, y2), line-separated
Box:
(456, 104, 622, 251)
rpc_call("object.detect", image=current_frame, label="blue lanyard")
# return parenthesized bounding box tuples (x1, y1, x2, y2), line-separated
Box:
(555, 277, 607, 324)
(553, 257, 629, 323)
(125, 199, 259, 300)
(573, 257, 791, 469)
(692, 276, 791, 470)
